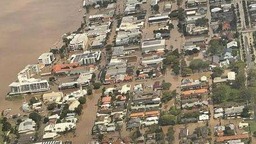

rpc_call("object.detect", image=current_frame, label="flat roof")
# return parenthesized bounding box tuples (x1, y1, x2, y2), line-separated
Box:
(142, 39, 165, 48)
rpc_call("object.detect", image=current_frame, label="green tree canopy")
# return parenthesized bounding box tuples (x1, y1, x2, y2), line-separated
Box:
(212, 67, 224, 78)
(195, 17, 209, 26)
(93, 82, 102, 89)
(189, 59, 209, 72)
(162, 82, 172, 90)
(29, 112, 42, 124)
(159, 114, 176, 126)
(207, 39, 225, 55)
(212, 84, 231, 104)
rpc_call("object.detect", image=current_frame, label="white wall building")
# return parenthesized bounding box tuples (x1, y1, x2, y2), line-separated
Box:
(69, 33, 88, 50)
(141, 39, 166, 52)
(69, 51, 101, 65)
(42, 92, 64, 103)
(9, 78, 50, 95)
(38, 52, 55, 65)
(18, 119, 36, 134)
(44, 123, 76, 133)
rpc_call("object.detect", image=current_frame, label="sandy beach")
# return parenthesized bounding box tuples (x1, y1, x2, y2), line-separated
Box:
(0, 0, 83, 110)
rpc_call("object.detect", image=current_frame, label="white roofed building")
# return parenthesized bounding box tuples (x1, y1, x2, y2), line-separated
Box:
(9, 78, 49, 95)
(38, 53, 55, 66)
(141, 39, 166, 53)
(44, 123, 76, 133)
(69, 33, 88, 51)
(42, 92, 64, 104)
(18, 119, 36, 134)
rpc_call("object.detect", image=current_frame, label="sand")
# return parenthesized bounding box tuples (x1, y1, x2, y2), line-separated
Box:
(0, 0, 84, 109)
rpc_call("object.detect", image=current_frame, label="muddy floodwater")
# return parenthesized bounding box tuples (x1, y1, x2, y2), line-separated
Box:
(0, 0, 83, 110)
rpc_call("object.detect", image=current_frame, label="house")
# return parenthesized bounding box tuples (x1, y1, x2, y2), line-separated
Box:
(17, 65, 40, 81)
(102, 96, 112, 105)
(69, 100, 80, 111)
(225, 106, 245, 117)
(199, 114, 209, 121)
(52, 63, 94, 75)
(76, 73, 93, 86)
(18, 119, 36, 134)
(216, 134, 249, 143)
(69, 33, 88, 50)
(42, 132, 60, 140)
(118, 16, 144, 32)
(38, 52, 55, 66)
(141, 39, 166, 53)
(112, 46, 125, 57)
(69, 51, 101, 65)
(22, 102, 31, 112)
(153, 81, 162, 91)
(141, 55, 164, 65)
(42, 92, 63, 103)
(148, 15, 169, 25)
(227, 71, 236, 81)
(120, 84, 131, 94)
(181, 88, 208, 98)
(9, 78, 50, 95)
(115, 30, 141, 46)
(239, 122, 249, 129)
(227, 40, 238, 49)
(44, 122, 76, 133)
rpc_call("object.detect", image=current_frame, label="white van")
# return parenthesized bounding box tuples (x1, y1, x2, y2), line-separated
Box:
(142, 117, 159, 126)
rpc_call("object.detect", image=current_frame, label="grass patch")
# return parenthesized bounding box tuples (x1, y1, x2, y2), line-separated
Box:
(243, 121, 256, 132)
(5, 95, 23, 101)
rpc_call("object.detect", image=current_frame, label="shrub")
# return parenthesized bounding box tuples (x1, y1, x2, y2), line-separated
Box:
(78, 97, 86, 104)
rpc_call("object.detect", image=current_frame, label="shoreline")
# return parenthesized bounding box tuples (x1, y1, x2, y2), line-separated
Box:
(0, 0, 83, 111)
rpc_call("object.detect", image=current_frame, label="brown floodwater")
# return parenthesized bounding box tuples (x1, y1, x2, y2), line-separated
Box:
(0, 0, 83, 108)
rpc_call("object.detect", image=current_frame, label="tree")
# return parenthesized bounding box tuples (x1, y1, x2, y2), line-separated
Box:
(177, 0, 183, 6)
(172, 65, 180, 75)
(159, 114, 176, 126)
(241, 107, 251, 118)
(148, 70, 154, 78)
(166, 126, 175, 143)
(152, 4, 159, 12)
(224, 126, 235, 136)
(74, 104, 83, 115)
(29, 97, 38, 105)
(181, 67, 192, 77)
(78, 97, 86, 104)
(47, 103, 56, 111)
(131, 128, 142, 141)
(92, 73, 96, 80)
(212, 67, 224, 78)
(212, 84, 231, 104)
(195, 17, 209, 26)
(87, 87, 92, 95)
(29, 112, 42, 124)
(207, 39, 225, 56)
(162, 82, 172, 90)
(232, 71, 245, 89)
(168, 23, 174, 30)
(93, 82, 102, 89)
(253, 131, 256, 137)
(169, 106, 181, 116)
(136, 70, 140, 76)
(43, 117, 49, 124)
(189, 59, 209, 72)
(2, 117, 11, 132)
(162, 90, 176, 103)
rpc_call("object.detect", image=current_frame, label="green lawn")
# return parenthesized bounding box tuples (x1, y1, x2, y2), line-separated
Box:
(243, 121, 256, 132)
